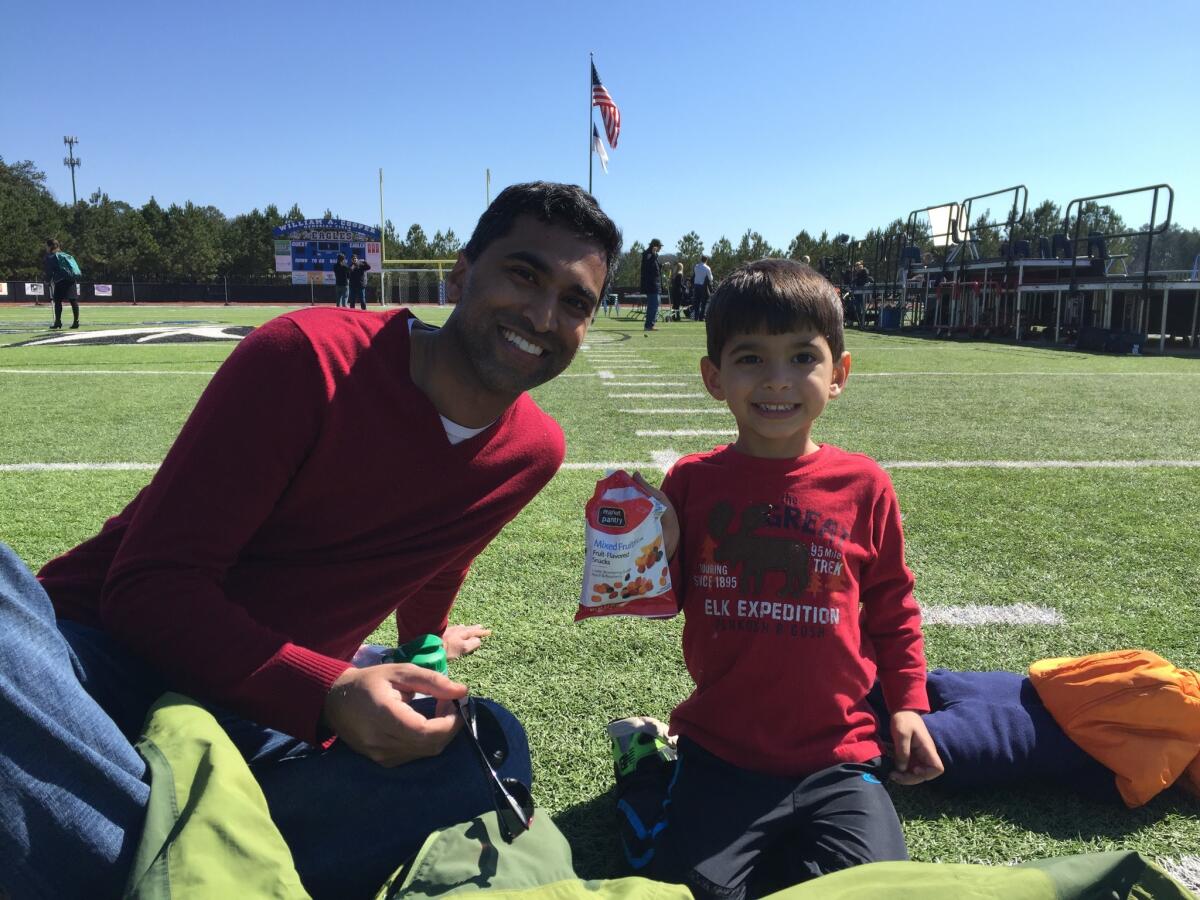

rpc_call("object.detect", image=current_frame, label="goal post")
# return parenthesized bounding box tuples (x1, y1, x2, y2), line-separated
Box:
(380, 259, 457, 306)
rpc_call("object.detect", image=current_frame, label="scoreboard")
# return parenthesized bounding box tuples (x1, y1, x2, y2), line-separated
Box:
(272, 219, 383, 285)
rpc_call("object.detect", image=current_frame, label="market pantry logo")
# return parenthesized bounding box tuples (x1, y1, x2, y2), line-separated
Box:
(12, 326, 254, 347)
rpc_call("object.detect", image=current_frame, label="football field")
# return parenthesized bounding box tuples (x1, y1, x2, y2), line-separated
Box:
(1, 303, 1198, 882)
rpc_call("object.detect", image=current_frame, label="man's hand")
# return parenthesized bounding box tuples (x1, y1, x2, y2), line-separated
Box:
(889, 709, 945, 785)
(442, 624, 492, 660)
(632, 471, 680, 560)
(323, 664, 466, 767)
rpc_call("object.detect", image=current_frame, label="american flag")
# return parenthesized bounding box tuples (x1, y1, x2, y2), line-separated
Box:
(591, 62, 620, 149)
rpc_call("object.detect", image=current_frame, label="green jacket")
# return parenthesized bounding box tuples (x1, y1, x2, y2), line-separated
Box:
(126, 694, 1193, 900)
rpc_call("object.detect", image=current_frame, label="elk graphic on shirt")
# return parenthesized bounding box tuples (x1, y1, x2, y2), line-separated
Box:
(708, 501, 810, 598)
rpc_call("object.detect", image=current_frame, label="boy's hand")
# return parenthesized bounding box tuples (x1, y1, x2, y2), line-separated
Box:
(323, 664, 465, 767)
(442, 623, 491, 660)
(889, 709, 944, 785)
(632, 470, 680, 560)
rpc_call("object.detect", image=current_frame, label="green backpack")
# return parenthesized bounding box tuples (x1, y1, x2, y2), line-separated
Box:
(51, 251, 82, 280)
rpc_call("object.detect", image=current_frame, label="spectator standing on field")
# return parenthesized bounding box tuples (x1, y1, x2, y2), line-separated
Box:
(669, 262, 687, 321)
(349, 253, 371, 310)
(692, 254, 714, 322)
(334, 253, 351, 308)
(43, 238, 81, 330)
(640, 239, 663, 331)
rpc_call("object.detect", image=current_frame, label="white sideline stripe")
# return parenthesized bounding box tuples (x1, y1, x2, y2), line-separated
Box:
(921, 603, 1065, 627)
(607, 382, 691, 387)
(1159, 857, 1199, 894)
(597, 366, 661, 370)
(637, 429, 737, 436)
(0, 463, 159, 472)
(0, 368, 216, 376)
(608, 393, 705, 398)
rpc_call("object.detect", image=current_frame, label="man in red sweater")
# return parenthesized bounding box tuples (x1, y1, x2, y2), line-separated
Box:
(0, 182, 621, 900)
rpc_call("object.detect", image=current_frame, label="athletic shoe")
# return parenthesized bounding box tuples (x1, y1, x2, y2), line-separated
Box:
(608, 715, 676, 783)
(607, 716, 677, 871)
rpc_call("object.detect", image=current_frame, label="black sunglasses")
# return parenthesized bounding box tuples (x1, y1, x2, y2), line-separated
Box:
(455, 696, 534, 842)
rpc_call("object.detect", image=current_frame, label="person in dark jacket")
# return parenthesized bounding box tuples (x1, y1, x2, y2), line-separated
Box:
(43, 238, 80, 330)
(669, 262, 687, 321)
(640, 239, 663, 331)
(334, 253, 351, 308)
(349, 253, 371, 310)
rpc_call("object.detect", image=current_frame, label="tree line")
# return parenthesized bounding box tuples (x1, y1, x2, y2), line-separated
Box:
(4, 156, 1197, 285)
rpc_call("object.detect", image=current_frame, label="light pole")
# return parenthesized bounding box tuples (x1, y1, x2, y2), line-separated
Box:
(63, 136, 81, 205)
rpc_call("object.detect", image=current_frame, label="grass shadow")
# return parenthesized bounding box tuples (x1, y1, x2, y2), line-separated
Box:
(894, 779, 1200, 843)
(553, 788, 627, 881)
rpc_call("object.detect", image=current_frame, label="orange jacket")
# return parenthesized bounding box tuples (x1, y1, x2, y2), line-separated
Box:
(1029, 649, 1200, 808)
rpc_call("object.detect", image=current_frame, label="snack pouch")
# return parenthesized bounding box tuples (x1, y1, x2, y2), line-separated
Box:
(577, 470, 678, 621)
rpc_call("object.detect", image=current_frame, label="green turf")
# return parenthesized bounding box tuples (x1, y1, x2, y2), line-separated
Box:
(1, 302, 1198, 877)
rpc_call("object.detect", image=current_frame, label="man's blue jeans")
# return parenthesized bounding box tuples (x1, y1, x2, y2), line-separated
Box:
(644, 291, 661, 330)
(337, 285, 350, 308)
(0, 543, 532, 900)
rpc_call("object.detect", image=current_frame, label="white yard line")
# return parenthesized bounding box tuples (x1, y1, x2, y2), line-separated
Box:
(607, 382, 692, 387)
(1159, 856, 1200, 894)
(0, 463, 159, 472)
(921, 603, 1065, 627)
(559, 457, 1200, 472)
(636, 429, 738, 436)
(608, 393, 706, 399)
(883, 459, 1200, 470)
(0, 368, 216, 376)
(853, 371, 1200, 378)
(8, 458, 1200, 474)
(620, 408, 731, 414)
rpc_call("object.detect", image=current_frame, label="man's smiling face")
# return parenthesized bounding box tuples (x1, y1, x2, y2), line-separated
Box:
(446, 215, 607, 397)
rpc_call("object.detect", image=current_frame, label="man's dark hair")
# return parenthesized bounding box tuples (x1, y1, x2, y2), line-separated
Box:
(706, 258, 844, 362)
(337, 252, 345, 262)
(463, 181, 623, 291)
(46, 238, 60, 251)
(700, 254, 709, 263)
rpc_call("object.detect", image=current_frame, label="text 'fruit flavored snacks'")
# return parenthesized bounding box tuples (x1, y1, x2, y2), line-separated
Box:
(577, 470, 678, 621)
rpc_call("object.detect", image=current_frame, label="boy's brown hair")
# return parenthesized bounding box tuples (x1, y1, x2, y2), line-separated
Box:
(705, 258, 845, 362)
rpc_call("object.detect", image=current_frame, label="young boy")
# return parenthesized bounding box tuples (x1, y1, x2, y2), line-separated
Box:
(616, 258, 942, 899)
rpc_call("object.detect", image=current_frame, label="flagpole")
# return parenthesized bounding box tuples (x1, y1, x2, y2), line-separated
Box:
(588, 52, 594, 195)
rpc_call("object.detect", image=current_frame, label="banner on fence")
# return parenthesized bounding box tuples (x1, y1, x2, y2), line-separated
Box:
(95, 284, 113, 296)
(0, 283, 7, 296)
(26, 283, 44, 295)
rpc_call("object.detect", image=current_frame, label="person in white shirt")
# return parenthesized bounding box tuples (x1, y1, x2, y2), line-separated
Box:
(692, 255, 714, 321)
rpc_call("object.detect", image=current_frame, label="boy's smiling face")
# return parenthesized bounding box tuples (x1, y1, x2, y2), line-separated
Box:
(701, 327, 851, 459)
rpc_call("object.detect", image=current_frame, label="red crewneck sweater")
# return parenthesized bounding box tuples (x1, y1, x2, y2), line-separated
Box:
(39, 308, 564, 742)
(662, 444, 928, 777)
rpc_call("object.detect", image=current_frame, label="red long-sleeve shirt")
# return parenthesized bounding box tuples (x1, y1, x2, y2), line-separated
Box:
(661, 444, 928, 777)
(39, 308, 564, 742)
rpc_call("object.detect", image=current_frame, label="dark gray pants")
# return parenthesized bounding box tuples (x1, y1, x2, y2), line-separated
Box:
(651, 738, 907, 900)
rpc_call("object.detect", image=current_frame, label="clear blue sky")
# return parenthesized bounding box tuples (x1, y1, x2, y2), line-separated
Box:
(6, 0, 1198, 253)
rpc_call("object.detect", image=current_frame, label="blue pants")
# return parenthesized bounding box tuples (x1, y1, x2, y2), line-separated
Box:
(336, 284, 350, 308)
(644, 291, 661, 330)
(351, 285, 367, 310)
(0, 543, 532, 900)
